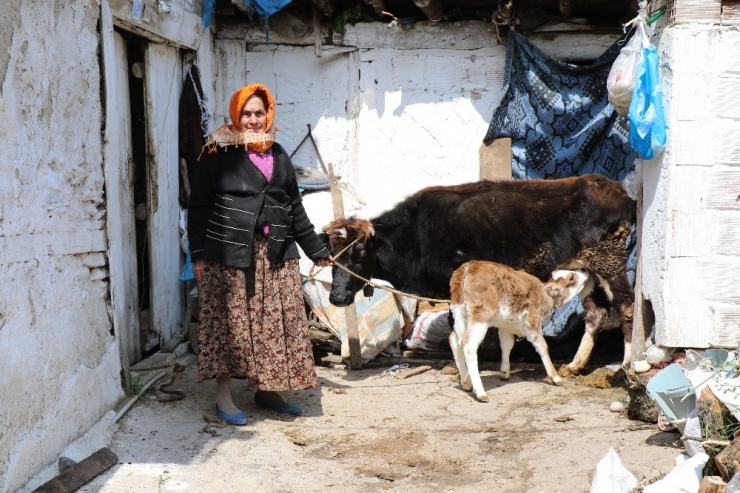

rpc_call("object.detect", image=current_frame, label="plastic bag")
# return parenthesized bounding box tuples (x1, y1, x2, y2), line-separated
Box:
(590, 448, 638, 493)
(628, 38, 666, 160)
(607, 33, 642, 117)
(179, 248, 195, 282)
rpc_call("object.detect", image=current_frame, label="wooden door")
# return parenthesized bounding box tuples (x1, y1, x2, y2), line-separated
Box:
(101, 1, 140, 389)
(144, 44, 184, 344)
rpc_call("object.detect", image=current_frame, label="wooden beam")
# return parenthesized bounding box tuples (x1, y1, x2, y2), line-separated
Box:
(218, 18, 620, 62)
(108, 0, 204, 50)
(326, 161, 362, 370)
(631, 186, 654, 366)
(31, 448, 119, 493)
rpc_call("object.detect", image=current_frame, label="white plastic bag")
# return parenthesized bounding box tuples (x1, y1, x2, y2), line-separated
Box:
(607, 33, 642, 117)
(643, 453, 708, 493)
(590, 448, 638, 493)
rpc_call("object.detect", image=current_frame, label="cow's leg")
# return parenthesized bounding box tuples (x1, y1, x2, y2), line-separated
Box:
(617, 300, 634, 369)
(462, 321, 490, 402)
(525, 320, 563, 386)
(498, 329, 516, 381)
(449, 304, 470, 391)
(609, 275, 635, 370)
(561, 296, 608, 376)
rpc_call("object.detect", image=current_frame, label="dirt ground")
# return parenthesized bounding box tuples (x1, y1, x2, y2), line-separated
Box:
(43, 352, 685, 493)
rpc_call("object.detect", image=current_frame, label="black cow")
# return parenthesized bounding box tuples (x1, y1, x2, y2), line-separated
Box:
(322, 174, 636, 375)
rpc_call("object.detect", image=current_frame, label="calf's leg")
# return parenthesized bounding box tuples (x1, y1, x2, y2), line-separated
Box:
(498, 329, 516, 381)
(462, 321, 490, 402)
(449, 304, 470, 390)
(525, 320, 563, 386)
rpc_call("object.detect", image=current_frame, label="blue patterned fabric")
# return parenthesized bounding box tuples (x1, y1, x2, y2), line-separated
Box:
(485, 31, 637, 182)
(485, 31, 637, 341)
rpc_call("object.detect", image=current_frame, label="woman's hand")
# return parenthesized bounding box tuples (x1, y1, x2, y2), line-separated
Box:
(315, 255, 333, 268)
(193, 259, 205, 283)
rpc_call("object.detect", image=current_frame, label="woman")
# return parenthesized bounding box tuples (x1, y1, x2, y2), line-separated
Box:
(188, 83, 332, 425)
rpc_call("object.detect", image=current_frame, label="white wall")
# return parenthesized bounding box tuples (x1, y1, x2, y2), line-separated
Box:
(355, 47, 502, 209)
(0, 2, 124, 491)
(215, 23, 509, 216)
(644, 25, 740, 349)
(216, 21, 620, 215)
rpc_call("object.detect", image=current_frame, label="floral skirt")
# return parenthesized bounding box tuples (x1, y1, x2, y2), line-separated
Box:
(197, 237, 318, 391)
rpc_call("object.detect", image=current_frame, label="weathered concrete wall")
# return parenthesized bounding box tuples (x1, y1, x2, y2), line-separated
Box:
(643, 25, 740, 349)
(218, 21, 621, 214)
(0, 2, 124, 491)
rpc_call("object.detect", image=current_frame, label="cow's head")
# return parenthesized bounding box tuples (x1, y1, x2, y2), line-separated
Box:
(578, 174, 636, 220)
(321, 218, 377, 307)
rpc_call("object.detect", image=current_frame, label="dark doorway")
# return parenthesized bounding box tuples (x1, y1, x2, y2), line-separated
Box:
(117, 29, 158, 357)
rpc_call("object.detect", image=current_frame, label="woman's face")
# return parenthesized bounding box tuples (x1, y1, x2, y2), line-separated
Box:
(239, 95, 267, 133)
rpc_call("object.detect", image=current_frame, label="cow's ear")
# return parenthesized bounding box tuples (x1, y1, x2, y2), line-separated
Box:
(566, 272, 578, 287)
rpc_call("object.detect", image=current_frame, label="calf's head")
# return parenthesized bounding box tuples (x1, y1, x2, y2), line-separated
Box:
(544, 269, 590, 308)
(321, 218, 377, 307)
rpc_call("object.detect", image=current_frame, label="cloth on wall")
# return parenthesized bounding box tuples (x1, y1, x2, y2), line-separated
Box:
(484, 31, 637, 182)
(484, 31, 638, 341)
(179, 64, 210, 208)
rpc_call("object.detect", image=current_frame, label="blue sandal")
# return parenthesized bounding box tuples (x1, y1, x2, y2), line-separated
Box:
(215, 404, 248, 426)
(254, 394, 302, 415)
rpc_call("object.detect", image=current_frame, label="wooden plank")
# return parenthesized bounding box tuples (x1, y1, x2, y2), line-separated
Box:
(479, 138, 512, 181)
(321, 161, 362, 370)
(631, 187, 646, 366)
(220, 18, 619, 61)
(145, 43, 184, 344)
(31, 448, 119, 493)
(327, 161, 362, 370)
(395, 365, 432, 379)
(108, 0, 204, 50)
(672, 0, 722, 24)
(102, 1, 142, 385)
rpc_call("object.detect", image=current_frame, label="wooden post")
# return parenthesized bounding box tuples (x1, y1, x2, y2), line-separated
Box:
(631, 185, 654, 365)
(479, 138, 512, 181)
(327, 162, 362, 370)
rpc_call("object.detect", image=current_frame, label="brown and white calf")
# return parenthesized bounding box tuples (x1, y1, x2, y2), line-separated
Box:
(449, 261, 589, 402)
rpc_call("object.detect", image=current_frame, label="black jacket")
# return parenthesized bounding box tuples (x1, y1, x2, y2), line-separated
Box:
(188, 143, 330, 268)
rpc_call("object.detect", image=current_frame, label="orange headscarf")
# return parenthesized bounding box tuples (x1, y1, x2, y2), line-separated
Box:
(203, 83, 277, 155)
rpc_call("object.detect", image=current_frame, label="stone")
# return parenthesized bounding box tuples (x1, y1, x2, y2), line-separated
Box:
(610, 401, 625, 413)
(634, 360, 651, 373)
